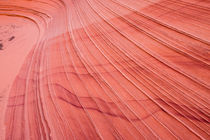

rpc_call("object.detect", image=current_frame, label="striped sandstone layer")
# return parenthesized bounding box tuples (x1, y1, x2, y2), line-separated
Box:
(0, 0, 209, 139)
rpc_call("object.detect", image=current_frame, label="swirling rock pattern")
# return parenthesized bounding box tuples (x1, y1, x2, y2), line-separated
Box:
(0, 0, 210, 139)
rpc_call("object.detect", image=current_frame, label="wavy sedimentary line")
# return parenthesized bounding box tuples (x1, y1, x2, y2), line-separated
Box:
(85, 0, 210, 126)
(66, 1, 203, 139)
(0, 0, 209, 139)
(85, 0, 210, 112)
(84, 0, 209, 98)
(114, 0, 210, 43)
(79, 3, 209, 129)
(73, 6, 177, 140)
(73, 1, 208, 139)
(85, 0, 210, 95)
(88, 0, 210, 90)
(112, 0, 210, 61)
(69, 8, 159, 140)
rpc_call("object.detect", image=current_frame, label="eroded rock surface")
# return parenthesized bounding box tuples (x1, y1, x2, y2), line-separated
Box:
(0, 0, 209, 139)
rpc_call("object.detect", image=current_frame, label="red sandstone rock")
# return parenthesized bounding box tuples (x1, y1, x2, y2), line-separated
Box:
(0, 0, 209, 139)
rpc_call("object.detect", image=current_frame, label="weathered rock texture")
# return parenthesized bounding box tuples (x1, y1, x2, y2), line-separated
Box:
(0, 0, 209, 139)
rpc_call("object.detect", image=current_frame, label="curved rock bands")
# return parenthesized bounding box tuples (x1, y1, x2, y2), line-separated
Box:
(0, 0, 209, 139)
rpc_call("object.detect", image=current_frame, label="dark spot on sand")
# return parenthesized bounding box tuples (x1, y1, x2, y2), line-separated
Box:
(0, 43, 3, 50)
(8, 36, 15, 41)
